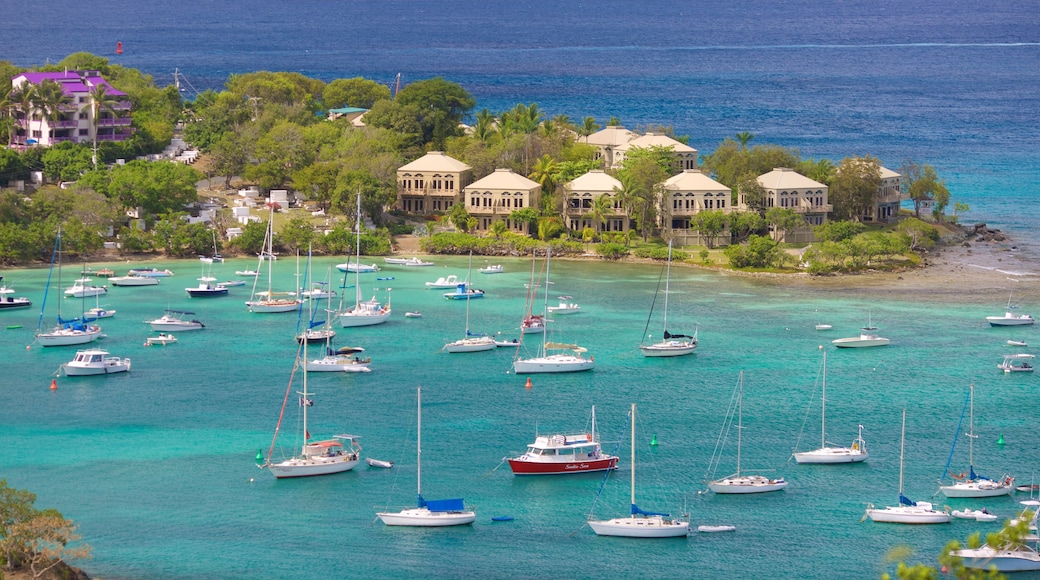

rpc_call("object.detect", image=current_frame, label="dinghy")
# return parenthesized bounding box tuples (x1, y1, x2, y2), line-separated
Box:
(366, 458, 394, 469)
(697, 525, 736, 533)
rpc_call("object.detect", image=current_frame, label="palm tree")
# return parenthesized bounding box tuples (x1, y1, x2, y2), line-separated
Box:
(589, 193, 613, 234)
(473, 108, 496, 143)
(578, 116, 600, 143)
(489, 220, 508, 238)
(736, 131, 755, 149)
(12, 84, 38, 146)
(34, 80, 73, 145)
(89, 83, 122, 168)
(528, 155, 557, 198)
(612, 173, 646, 245)
(551, 114, 572, 132)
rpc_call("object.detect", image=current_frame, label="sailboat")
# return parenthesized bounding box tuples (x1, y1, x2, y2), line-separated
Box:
(199, 229, 223, 263)
(304, 259, 371, 373)
(707, 372, 787, 494)
(639, 240, 697, 357)
(939, 383, 1014, 497)
(444, 253, 496, 353)
(35, 230, 103, 347)
(376, 387, 476, 526)
(520, 255, 545, 335)
(588, 404, 689, 538)
(339, 194, 391, 327)
(793, 347, 868, 464)
(513, 248, 594, 374)
(865, 409, 950, 524)
(263, 337, 362, 478)
(245, 207, 303, 313)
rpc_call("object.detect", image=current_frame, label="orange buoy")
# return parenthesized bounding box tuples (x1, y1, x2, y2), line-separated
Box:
(116, 41, 123, 55)
(524, 377, 532, 389)
(50, 379, 57, 391)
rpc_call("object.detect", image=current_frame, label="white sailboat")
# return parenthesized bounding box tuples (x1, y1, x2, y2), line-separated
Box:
(939, 383, 1013, 498)
(246, 207, 303, 313)
(707, 372, 788, 494)
(588, 404, 689, 538)
(865, 409, 950, 524)
(264, 338, 361, 478)
(377, 387, 476, 526)
(35, 230, 103, 347)
(639, 240, 697, 357)
(339, 194, 391, 327)
(513, 248, 593, 374)
(444, 253, 495, 353)
(793, 347, 868, 464)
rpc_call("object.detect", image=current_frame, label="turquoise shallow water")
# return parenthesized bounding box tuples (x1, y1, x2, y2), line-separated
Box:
(2, 255, 1040, 579)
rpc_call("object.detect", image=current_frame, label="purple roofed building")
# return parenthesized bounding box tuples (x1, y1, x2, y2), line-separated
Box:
(10, 70, 132, 149)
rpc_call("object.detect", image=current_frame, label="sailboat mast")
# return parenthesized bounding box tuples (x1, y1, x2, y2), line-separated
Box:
(301, 334, 309, 446)
(967, 383, 975, 468)
(591, 406, 597, 442)
(898, 409, 906, 495)
(417, 386, 423, 497)
(821, 348, 827, 449)
(630, 403, 636, 508)
(736, 372, 743, 477)
(266, 206, 274, 296)
(464, 252, 473, 334)
(354, 193, 362, 306)
(542, 248, 551, 356)
(662, 240, 672, 331)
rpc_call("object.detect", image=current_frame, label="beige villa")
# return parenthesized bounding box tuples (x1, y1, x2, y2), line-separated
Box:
(661, 170, 733, 245)
(865, 166, 904, 223)
(563, 170, 628, 235)
(740, 167, 831, 242)
(585, 125, 637, 169)
(611, 132, 698, 172)
(395, 151, 473, 215)
(463, 169, 542, 234)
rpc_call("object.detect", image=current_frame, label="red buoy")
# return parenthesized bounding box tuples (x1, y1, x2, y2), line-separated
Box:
(50, 379, 57, 391)
(524, 377, 532, 389)
(116, 41, 123, 55)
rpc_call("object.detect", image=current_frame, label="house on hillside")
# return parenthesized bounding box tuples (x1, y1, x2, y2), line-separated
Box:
(563, 170, 628, 235)
(10, 70, 132, 148)
(611, 132, 698, 172)
(395, 151, 473, 215)
(866, 166, 904, 223)
(661, 170, 733, 245)
(463, 169, 541, 235)
(740, 167, 831, 243)
(585, 125, 637, 169)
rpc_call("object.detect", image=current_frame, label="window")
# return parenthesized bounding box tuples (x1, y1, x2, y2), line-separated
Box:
(79, 112, 87, 119)
(78, 129, 88, 136)
(517, 198, 523, 208)
(470, 197, 478, 207)
(79, 96, 87, 103)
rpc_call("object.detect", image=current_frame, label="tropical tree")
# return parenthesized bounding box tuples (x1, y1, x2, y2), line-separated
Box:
(322, 77, 391, 109)
(447, 202, 471, 232)
(829, 155, 882, 221)
(473, 108, 496, 143)
(578, 116, 600, 142)
(765, 207, 806, 242)
(588, 194, 613, 234)
(901, 161, 950, 219)
(489, 219, 508, 238)
(813, 220, 866, 242)
(528, 154, 557, 198)
(34, 79, 73, 144)
(537, 216, 564, 241)
(691, 209, 728, 248)
(736, 131, 754, 148)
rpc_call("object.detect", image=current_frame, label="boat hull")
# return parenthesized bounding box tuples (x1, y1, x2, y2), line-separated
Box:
(866, 506, 950, 524)
(36, 327, 103, 347)
(109, 276, 159, 286)
(709, 479, 788, 494)
(63, 360, 130, 376)
(0, 299, 32, 310)
(339, 309, 391, 327)
(444, 339, 497, 353)
(640, 341, 697, 357)
(953, 547, 1040, 571)
(832, 337, 890, 348)
(589, 516, 689, 538)
(940, 482, 1013, 498)
(186, 288, 228, 298)
(65, 288, 107, 298)
(149, 322, 203, 331)
(508, 456, 617, 475)
(305, 358, 371, 372)
(793, 448, 868, 464)
(513, 355, 594, 374)
(377, 508, 475, 527)
(987, 318, 1034, 327)
(268, 456, 360, 478)
(246, 301, 302, 313)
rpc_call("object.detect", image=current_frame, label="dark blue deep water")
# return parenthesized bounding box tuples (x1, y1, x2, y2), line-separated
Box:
(3, 2, 1040, 578)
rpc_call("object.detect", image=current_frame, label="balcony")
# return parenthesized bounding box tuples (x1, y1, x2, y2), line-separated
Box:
(789, 203, 833, 214)
(52, 119, 79, 128)
(98, 117, 132, 127)
(96, 134, 130, 142)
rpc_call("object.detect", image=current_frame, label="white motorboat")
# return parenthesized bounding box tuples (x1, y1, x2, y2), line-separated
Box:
(405, 311, 422, 318)
(987, 294, 1034, 326)
(366, 458, 394, 468)
(793, 348, 868, 464)
(245, 209, 303, 314)
(478, 264, 503, 274)
(236, 270, 259, 277)
(425, 275, 466, 289)
(109, 275, 159, 287)
(547, 302, 581, 315)
(999, 353, 1035, 372)
(377, 387, 476, 527)
(299, 282, 335, 300)
(186, 280, 228, 298)
(588, 404, 689, 538)
(1007, 339, 1028, 347)
(127, 268, 174, 277)
(35, 231, 103, 347)
(495, 338, 520, 348)
(62, 349, 131, 376)
(444, 285, 485, 300)
(305, 353, 372, 373)
(697, 525, 737, 533)
(832, 317, 890, 348)
(865, 409, 951, 524)
(507, 406, 618, 476)
(147, 310, 205, 331)
(640, 241, 697, 357)
(952, 503, 1040, 571)
(336, 261, 380, 273)
(940, 384, 1013, 498)
(385, 256, 434, 267)
(216, 280, 245, 288)
(514, 249, 593, 374)
(951, 508, 998, 522)
(145, 333, 177, 346)
(338, 195, 391, 327)
(707, 372, 788, 494)
(0, 277, 32, 310)
(64, 278, 107, 298)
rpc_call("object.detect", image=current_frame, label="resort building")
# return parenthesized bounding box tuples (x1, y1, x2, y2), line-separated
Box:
(865, 166, 904, 223)
(741, 167, 831, 243)
(585, 125, 637, 169)
(395, 151, 473, 215)
(661, 170, 733, 245)
(10, 70, 132, 148)
(611, 133, 698, 172)
(463, 169, 541, 234)
(563, 170, 628, 235)
(326, 107, 368, 127)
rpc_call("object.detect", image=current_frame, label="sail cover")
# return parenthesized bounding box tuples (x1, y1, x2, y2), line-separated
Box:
(898, 494, 917, 506)
(631, 503, 670, 517)
(418, 495, 466, 512)
(663, 330, 692, 339)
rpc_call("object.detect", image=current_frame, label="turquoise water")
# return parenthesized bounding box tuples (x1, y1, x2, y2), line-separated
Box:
(2, 255, 1039, 578)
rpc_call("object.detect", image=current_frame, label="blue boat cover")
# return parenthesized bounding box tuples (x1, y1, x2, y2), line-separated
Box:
(418, 495, 465, 512)
(631, 503, 670, 517)
(898, 494, 916, 506)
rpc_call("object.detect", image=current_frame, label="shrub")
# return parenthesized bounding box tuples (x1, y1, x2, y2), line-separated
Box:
(597, 242, 629, 260)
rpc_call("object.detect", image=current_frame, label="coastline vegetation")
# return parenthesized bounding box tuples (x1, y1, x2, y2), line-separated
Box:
(0, 53, 960, 275)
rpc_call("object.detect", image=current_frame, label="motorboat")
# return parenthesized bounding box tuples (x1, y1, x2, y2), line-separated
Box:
(495, 338, 520, 348)
(147, 310, 205, 331)
(127, 268, 174, 277)
(145, 333, 177, 346)
(61, 349, 131, 376)
(444, 284, 485, 300)
(547, 302, 581, 315)
(697, 525, 736, 533)
(999, 354, 1035, 373)
(366, 458, 393, 469)
(186, 280, 228, 298)
(1008, 339, 1028, 347)
(405, 311, 422, 318)
(507, 407, 618, 475)
(588, 404, 689, 538)
(336, 261, 380, 273)
(216, 280, 245, 288)
(109, 275, 159, 287)
(832, 323, 890, 348)
(425, 275, 466, 289)
(385, 257, 434, 267)
(64, 278, 107, 298)
(85, 307, 116, 320)
(478, 264, 503, 274)
(0, 278, 32, 310)
(952, 502, 1040, 571)
(305, 353, 372, 373)
(987, 294, 1034, 326)
(299, 282, 335, 300)
(521, 314, 545, 334)
(707, 372, 787, 494)
(639, 241, 697, 357)
(815, 324, 833, 331)
(865, 410, 951, 524)
(236, 270, 259, 277)
(793, 349, 868, 464)
(940, 384, 1014, 497)
(199, 255, 223, 264)
(951, 508, 999, 522)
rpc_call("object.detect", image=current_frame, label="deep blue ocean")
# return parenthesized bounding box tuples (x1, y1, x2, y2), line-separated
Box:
(3, 1, 1040, 578)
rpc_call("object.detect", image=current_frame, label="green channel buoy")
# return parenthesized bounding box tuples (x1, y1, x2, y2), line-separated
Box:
(255, 448, 263, 462)
(998, 434, 1005, 445)
(650, 434, 658, 446)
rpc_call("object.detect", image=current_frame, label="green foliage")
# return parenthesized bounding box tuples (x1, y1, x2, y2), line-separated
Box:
(227, 220, 269, 256)
(151, 216, 213, 257)
(829, 155, 882, 221)
(323, 77, 391, 109)
(596, 242, 629, 260)
(40, 142, 92, 182)
(368, 77, 475, 149)
(691, 209, 728, 248)
(632, 246, 689, 261)
(724, 234, 782, 269)
(117, 225, 156, 254)
(88, 160, 201, 216)
(274, 216, 316, 254)
(814, 220, 867, 242)
(765, 207, 806, 241)
(729, 210, 767, 243)
(0, 478, 91, 575)
(447, 202, 472, 232)
(699, 248, 711, 264)
(701, 138, 800, 193)
(537, 216, 565, 241)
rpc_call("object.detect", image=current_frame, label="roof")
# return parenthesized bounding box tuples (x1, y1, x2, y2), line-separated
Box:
(466, 168, 540, 191)
(616, 132, 696, 154)
(879, 166, 901, 179)
(13, 70, 127, 97)
(757, 168, 827, 190)
(328, 107, 368, 115)
(663, 170, 730, 192)
(566, 170, 622, 192)
(586, 125, 637, 147)
(398, 151, 472, 173)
